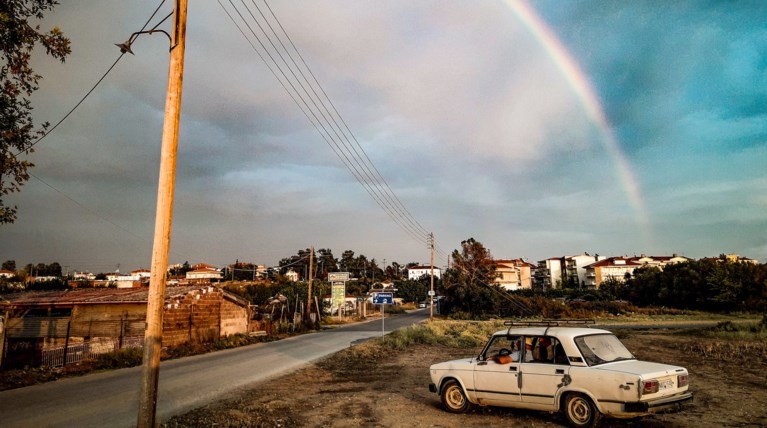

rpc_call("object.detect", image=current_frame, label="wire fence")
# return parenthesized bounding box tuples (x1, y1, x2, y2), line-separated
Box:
(40, 336, 144, 368)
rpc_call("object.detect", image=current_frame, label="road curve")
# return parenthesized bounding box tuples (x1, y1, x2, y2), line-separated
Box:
(0, 309, 429, 428)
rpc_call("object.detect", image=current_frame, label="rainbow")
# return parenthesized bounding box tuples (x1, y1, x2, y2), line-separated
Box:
(505, 0, 651, 235)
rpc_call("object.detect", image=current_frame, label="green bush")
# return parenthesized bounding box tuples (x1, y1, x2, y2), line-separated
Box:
(92, 347, 144, 369)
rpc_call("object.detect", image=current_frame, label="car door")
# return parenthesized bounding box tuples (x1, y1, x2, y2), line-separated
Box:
(473, 335, 522, 406)
(519, 336, 570, 408)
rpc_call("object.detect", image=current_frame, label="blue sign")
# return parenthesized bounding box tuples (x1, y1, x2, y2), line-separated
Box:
(373, 292, 393, 305)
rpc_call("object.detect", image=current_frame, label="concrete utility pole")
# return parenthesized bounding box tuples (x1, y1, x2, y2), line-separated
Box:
(137, 1, 187, 426)
(429, 233, 435, 322)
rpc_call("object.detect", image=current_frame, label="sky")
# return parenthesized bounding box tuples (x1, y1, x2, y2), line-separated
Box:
(1, 0, 765, 273)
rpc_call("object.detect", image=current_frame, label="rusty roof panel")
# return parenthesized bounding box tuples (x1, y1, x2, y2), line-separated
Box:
(0, 285, 243, 307)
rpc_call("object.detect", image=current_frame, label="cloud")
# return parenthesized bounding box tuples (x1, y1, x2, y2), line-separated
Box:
(2, 1, 765, 271)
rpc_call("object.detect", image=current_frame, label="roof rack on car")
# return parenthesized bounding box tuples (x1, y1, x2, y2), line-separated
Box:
(503, 319, 595, 327)
(503, 319, 595, 335)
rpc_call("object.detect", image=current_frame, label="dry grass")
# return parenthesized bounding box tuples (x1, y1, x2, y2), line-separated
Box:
(683, 341, 767, 364)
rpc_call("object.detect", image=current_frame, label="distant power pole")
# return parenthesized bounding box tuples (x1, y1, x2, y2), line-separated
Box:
(307, 245, 314, 322)
(137, 1, 188, 426)
(429, 233, 435, 322)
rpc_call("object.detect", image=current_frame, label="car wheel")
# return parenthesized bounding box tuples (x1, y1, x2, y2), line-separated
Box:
(563, 393, 602, 428)
(440, 379, 470, 413)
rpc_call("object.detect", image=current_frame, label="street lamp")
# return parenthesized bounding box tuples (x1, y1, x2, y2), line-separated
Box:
(115, 29, 174, 55)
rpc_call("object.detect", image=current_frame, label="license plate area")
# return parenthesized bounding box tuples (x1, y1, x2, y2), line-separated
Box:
(659, 379, 674, 390)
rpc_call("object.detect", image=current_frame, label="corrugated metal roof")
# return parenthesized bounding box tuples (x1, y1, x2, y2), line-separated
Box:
(0, 285, 246, 307)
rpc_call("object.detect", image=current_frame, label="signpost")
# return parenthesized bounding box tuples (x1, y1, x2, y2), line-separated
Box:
(329, 272, 350, 317)
(372, 292, 393, 338)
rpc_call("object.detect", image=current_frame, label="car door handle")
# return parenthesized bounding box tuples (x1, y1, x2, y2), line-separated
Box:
(509, 366, 517, 371)
(555, 369, 565, 374)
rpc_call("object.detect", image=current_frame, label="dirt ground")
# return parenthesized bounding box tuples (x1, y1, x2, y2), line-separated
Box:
(164, 329, 767, 428)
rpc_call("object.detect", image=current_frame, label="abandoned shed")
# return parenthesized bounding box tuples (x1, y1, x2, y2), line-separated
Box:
(0, 285, 252, 369)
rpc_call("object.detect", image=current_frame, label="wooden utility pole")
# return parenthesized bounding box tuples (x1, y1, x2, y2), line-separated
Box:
(137, 1, 187, 426)
(307, 245, 314, 323)
(429, 233, 435, 321)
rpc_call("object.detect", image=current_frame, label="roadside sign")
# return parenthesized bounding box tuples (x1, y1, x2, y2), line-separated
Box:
(372, 292, 393, 305)
(328, 272, 350, 282)
(428, 290, 435, 296)
(331, 281, 345, 309)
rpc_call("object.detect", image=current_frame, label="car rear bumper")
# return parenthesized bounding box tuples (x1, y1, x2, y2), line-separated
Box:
(624, 391, 694, 413)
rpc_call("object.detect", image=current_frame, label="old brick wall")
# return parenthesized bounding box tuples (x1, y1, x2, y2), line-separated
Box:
(220, 298, 248, 336)
(162, 286, 240, 347)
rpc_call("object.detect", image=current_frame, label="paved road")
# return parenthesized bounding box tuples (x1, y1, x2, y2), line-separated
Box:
(0, 309, 429, 428)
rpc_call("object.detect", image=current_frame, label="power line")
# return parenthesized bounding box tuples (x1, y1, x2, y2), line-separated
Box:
(255, 0, 430, 239)
(228, 0, 426, 243)
(218, 0, 438, 247)
(16, 2, 194, 264)
(16, 1, 170, 156)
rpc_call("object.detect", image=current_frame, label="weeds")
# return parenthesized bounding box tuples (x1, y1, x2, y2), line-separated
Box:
(92, 347, 144, 369)
(681, 316, 767, 363)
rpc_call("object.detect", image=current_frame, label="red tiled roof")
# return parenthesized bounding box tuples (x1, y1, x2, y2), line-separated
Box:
(587, 257, 642, 268)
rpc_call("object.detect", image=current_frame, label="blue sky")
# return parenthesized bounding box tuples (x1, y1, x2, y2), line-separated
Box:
(1, 0, 765, 273)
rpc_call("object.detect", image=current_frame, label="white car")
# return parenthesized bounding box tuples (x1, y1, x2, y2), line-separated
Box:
(428, 320, 692, 427)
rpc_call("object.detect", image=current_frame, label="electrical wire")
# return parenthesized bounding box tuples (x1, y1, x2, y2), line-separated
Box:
(218, 0, 442, 249)
(16, 1, 169, 155)
(13, 2, 195, 265)
(227, 0, 425, 244)
(260, 0, 432, 241)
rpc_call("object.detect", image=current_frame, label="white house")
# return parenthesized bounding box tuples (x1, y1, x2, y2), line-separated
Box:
(72, 272, 96, 281)
(0, 269, 15, 279)
(131, 269, 151, 279)
(186, 267, 223, 282)
(407, 266, 442, 280)
(535, 258, 563, 289)
(565, 253, 606, 287)
(284, 269, 299, 282)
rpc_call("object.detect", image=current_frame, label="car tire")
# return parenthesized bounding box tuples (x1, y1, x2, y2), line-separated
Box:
(440, 379, 470, 413)
(563, 393, 602, 428)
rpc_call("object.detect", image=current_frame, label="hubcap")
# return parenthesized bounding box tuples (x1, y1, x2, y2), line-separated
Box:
(446, 386, 464, 409)
(569, 397, 590, 423)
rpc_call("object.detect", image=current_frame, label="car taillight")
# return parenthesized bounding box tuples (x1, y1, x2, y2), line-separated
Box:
(642, 379, 659, 395)
(677, 374, 688, 387)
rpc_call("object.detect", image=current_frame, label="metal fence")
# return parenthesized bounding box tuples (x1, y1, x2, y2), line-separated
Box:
(40, 336, 144, 368)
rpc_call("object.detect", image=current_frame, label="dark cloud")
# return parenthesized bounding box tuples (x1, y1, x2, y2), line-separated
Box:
(1, 1, 765, 272)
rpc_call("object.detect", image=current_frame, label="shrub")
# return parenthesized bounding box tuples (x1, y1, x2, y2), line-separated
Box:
(92, 347, 144, 369)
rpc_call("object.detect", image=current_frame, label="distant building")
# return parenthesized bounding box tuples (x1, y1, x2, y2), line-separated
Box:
(0, 269, 15, 279)
(131, 269, 151, 279)
(535, 253, 605, 289)
(407, 266, 442, 280)
(284, 269, 299, 282)
(632, 254, 690, 269)
(186, 267, 223, 282)
(704, 254, 760, 265)
(585, 257, 643, 287)
(566, 253, 606, 287)
(534, 258, 564, 290)
(72, 272, 96, 281)
(33, 276, 60, 283)
(492, 259, 535, 290)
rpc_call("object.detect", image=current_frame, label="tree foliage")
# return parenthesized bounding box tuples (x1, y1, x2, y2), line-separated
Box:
(622, 259, 767, 312)
(441, 238, 506, 317)
(1, 0, 71, 223)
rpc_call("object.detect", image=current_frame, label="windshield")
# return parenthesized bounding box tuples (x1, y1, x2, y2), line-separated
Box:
(574, 334, 635, 366)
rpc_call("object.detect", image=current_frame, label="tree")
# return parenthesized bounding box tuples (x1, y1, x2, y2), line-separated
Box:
(2, 259, 15, 270)
(1, 1, 71, 223)
(442, 238, 502, 317)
